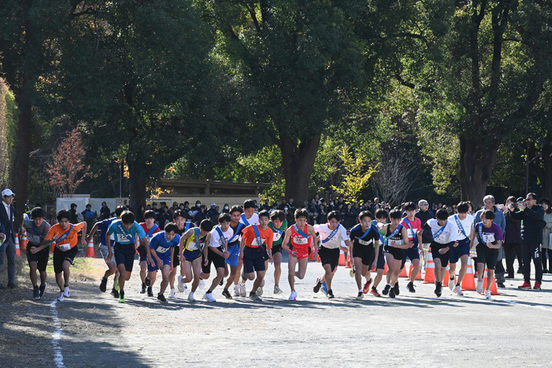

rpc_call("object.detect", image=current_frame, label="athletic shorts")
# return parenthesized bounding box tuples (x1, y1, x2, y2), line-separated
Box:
(376, 246, 385, 270)
(289, 244, 310, 260)
(225, 243, 239, 267)
(26, 244, 49, 272)
(137, 244, 148, 262)
(114, 243, 136, 272)
(173, 245, 180, 267)
(384, 245, 404, 261)
(99, 244, 116, 263)
(53, 246, 78, 274)
(353, 244, 375, 266)
(183, 249, 202, 263)
(272, 243, 283, 255)
(202, 247, 226, 274)
(449, 238, 471, 264)
(476, 244, 499, 269)
(401, 245, 421, 269)
(318, 246, 340, 272)
(262, 244, 270, 261)
(243, 246, 266, 273)
(147, 254, 171, 272)
(430, 241, 453, 268)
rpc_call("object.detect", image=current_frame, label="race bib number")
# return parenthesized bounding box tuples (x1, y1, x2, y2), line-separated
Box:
(482, 234, 496, 243)
(294, 237, 308, 245)
(28, 234, 41, 244)
(273, 232, 282, 242)
(252, 237, 266, 246)
(58, 243, 71, 251)
(116, 234, 132, 243)
(358, 238, 373, 246)
(155, 246, 170, 254)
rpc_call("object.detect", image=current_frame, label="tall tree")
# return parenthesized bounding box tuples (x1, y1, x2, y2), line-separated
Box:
(399, 0, 552, 204)
(52, 0, 221, 211)
(199, 0, 377, 203)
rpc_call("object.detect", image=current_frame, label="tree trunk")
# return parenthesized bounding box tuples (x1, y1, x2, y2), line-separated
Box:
(458, 135, 501, 206)
(9, 87, 32, 220)
(278, 134, 321, 206)
(127, 155, 147, 214)
(538, 143, 552, 200)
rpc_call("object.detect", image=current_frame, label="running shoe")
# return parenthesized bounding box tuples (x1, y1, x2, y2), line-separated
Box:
(389, 288, 396, 298)
(362, 279, 372, 294)
(393, 282, 400, 296)
(434, 282, 442, 297)
(111, 288, 119, 298)
(234, 285, 240, 297)
(157, 293, 167, 303)
(169, 288, 176, 298)
(497, 281, 505, 288)
(407, 281, 416, 293)
(57, 292, 64, 302)
(118, 291, 125, 303)
(454, 285, 464, 296)
(257, 280, 265, 296)
(370, 287, 381, 297)
(33, 286, 40, 299)
(239, 282, 246, 297)
(188, 291, 196, 302)
(177, 275, 185, 292)
(518, 281, 531, 290)
(313, 278, 322, 293)
(274, 285, 283, 294)
(203, 292, 216, 302)
(63, 286, 70, 298)
(484, 290, 492, 300)
(249, 292, 262, 302)
(99, 277, 107, 292)
(321, 282, 328, 296)
(147, 287, 153, 297)
(39, 283, 47, 299)
(476, 280, 484, 294)
(222, 289, 232, 299)
(327, 290, 335, 299)
(356, 291, 364, 300)
(114, 275, 119, 291)
(533, 281, 542, 290)
(140, 283, 146, 294)
(289, 291, 297, 301)
(382, 284, 391, 296)
(448, 276, 455, 291)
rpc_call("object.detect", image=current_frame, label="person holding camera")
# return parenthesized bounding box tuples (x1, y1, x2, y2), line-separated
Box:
(510, 193, 545, 290)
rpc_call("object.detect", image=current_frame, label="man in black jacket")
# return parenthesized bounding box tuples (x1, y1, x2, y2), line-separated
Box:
(511, 193, 545, 290)
(0, 189, 17, 289)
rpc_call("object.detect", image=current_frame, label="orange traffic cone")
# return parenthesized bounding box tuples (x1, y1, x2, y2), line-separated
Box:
(86, 239, 95, 257)
(409, 264, 422, 280)
(399, 264, 408, 277)
(345, 253, 352, 268)
(461, 262, 476, 291)
(21, 230, 28, 251)
(443, 269, 450, 287)
(15, 233, 21, 257)
(383, 262, 388, 275)
(482, 269, 500, 295)
(338, 251, 347, 266)
(423, 251, 435, 284)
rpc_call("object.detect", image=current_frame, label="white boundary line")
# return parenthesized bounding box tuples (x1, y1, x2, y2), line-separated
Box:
(50, 300, 66, 368)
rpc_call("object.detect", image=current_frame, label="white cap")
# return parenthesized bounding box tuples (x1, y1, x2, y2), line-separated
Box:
(2, 189, 15, 197)
(211, 203, 216, 206)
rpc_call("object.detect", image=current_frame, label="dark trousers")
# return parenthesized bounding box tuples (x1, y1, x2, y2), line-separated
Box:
(522, 241, 542, 283)
(0, 238, 16, 285)
(504, 242, 522, 276)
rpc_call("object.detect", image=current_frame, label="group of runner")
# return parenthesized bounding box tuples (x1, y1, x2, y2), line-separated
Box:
(21, 198, 512, 303)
